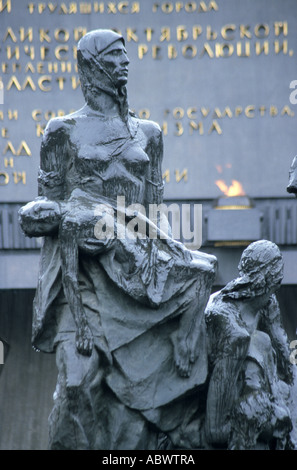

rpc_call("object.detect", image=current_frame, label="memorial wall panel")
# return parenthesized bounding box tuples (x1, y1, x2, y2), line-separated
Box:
(0, 0, 296, 202)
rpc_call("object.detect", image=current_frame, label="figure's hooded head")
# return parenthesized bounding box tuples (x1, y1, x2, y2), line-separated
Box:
(221, 240, 284, 300)
(77, 29, 129, 115)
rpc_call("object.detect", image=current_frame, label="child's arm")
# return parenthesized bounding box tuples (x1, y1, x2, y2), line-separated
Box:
(60, 215, 94, 356)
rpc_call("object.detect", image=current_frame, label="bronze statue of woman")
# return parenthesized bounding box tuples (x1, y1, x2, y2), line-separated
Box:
(19, 29, 217, 450)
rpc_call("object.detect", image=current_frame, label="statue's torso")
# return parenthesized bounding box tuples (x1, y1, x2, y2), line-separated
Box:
(64, 114, 150, 206)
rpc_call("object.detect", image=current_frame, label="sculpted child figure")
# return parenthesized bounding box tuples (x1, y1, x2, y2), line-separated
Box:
(19, 29, 217, 450)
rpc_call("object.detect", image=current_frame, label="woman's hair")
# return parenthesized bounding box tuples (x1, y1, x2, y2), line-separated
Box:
(221, 240, 283, 300)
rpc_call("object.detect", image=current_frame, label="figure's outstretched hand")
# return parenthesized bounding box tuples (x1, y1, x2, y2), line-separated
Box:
(171, 331, 195, 378)
(76, 323, 94, 356)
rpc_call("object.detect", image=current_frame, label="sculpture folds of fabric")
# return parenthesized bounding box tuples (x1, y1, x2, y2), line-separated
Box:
(19, 30, 217, 450)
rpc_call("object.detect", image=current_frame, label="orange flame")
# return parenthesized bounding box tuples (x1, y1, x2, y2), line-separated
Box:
(215, 179, 246, 197)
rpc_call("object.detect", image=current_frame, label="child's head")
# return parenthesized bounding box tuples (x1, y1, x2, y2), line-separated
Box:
(19, 198, 61, 236)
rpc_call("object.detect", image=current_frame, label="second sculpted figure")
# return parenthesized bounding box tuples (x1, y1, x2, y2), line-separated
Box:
(159, 240, 297, 450)
(204, 240, 296, 450)
(19, 29, 217, 449)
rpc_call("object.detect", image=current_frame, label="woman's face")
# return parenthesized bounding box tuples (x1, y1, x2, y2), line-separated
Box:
(99, 40, 129, 87)
(264, 258, 284, 294)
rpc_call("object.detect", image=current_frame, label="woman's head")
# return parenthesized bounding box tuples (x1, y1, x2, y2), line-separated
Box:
(238, 240, 284, 291)
(77, 29, 129, 99)
(222, 240, 284, 300)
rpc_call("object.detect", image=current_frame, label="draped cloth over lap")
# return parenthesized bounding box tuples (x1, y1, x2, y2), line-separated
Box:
(32, 191, 215, 432)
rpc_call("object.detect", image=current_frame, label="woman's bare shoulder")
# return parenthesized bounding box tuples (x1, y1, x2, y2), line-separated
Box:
(130, 112, 162, 141)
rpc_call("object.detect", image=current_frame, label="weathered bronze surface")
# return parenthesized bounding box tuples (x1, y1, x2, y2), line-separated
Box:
(19, 29, 297, 451)
(19, 29, 218, 449)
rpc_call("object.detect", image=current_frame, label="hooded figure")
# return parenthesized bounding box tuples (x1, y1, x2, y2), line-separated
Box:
(77, 29, 130, 123)
(203, 240, 295, 450)
(19, 29, 217, 450)
(77, 30, 125, 92)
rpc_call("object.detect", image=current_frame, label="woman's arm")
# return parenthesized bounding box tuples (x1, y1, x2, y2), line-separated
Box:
(143, 120, 165, 207)
(142, 120, 175, 242)
(38, 117, 70, 201)
(19, 117, 70, 237)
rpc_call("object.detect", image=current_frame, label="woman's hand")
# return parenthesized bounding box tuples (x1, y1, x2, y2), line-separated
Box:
(75, 323, 94, 356)
(171, 331, 195, 378)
